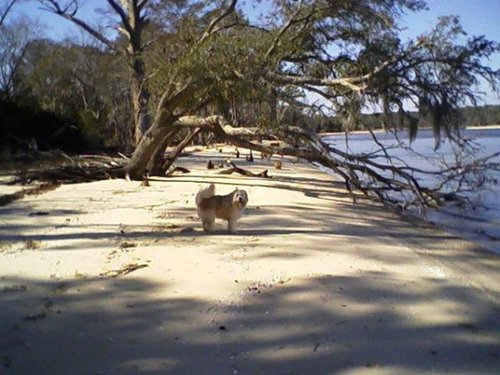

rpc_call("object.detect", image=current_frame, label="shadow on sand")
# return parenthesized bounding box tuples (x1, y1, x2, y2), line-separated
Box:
(1, 155, 499, 374)
(1, 273, 499, 374)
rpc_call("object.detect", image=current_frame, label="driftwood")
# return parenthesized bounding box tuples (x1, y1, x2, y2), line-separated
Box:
(218, 162, 270, 178)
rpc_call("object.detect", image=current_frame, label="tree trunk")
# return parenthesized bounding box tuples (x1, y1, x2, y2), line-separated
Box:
(130, 61, 151, 145)
(127, 112, 178, 180)
(160, 128, 201, 174)
(39, 0, 153, 146)
(126, 81, 207, 179)
(124, 0, 151, 145)
(147, 128, 179, 176)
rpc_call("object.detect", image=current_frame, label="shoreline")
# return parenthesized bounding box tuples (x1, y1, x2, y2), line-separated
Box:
(319, 124, 500, 137)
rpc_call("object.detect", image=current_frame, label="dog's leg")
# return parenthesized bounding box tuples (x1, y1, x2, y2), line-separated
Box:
(227, 217, 237, 233)
(202, 210, 215, 233)
(203, 220, 213, 232)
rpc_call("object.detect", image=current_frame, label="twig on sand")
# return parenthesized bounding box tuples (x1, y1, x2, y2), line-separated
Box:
(99, 263, 149, 278)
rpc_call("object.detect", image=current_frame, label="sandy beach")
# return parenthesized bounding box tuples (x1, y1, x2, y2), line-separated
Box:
(1, 147, 499, 374)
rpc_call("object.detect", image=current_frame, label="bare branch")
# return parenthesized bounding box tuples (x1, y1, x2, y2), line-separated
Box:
(106, 0, 134, 38)
(38, 0, 116, 50)
(0, 0, 18, 28)
(265, 4, 312, 60)
(197, 0, 237, 45)
(264, 70, 365, 92)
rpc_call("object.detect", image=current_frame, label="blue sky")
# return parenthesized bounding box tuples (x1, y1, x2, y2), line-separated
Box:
(12, 1, 500, 43)
(10, 0, 500, 104)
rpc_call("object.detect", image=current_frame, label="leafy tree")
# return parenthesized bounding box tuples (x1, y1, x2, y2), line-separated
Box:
(11, 37, 132, 149)
(14, 0, 500, 211)
(133, 0, 497, 210)
(259, 1, 498, 209)
(38, 0, 160, 145)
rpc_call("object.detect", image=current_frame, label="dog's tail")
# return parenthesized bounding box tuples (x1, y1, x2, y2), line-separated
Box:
(195, 183, 215, 206)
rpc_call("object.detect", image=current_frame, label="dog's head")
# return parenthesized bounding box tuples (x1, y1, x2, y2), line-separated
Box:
(232, 189, 248, 209)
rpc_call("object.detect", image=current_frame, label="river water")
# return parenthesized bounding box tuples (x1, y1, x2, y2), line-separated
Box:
(322, 126, 500, 255)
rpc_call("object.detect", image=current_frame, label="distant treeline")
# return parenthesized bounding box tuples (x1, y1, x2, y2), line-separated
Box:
(320, 105, 500, 133)
(0, 92, 500, 158)
(2, 97, 499, 157)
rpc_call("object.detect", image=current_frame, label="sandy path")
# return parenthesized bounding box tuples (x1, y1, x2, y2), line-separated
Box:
(1, 147, 499, 374)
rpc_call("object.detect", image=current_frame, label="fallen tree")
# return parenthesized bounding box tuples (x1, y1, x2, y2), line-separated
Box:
(8, 114, 499, 214)
(9, 0, 499, 215)
(190, 116, 500, 212)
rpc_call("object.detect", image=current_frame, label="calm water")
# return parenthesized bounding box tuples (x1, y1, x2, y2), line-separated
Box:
(323, 127, 500, 254)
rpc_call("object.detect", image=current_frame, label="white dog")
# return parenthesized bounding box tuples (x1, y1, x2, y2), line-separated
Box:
(195, 183, 248, 233)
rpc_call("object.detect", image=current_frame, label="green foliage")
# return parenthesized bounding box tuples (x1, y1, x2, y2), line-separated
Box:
(13, 39, 133, 150)
(144, 10, 282, 128)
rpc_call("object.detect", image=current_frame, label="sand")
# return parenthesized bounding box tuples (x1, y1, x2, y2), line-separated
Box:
(1, 147, 499, 374)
